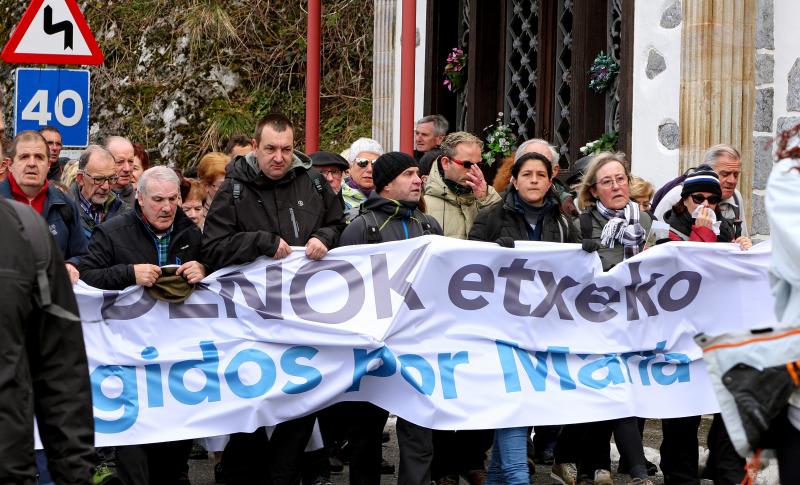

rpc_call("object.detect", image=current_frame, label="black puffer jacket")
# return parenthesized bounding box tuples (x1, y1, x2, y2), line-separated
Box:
(79, 203, 203, 290)
(0, 199, 93, 484)
(339, 192, 442, 245)
(202, 152, 345, 271)
(468, 188, 580, 243)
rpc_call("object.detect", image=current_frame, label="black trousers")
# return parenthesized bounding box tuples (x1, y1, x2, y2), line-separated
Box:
(553, 424, 581, 465)
(115, 440, 193, 485)
(771, 411, 800, 484)
(660, 415, 701, 485)
(431, 429, 493, 479)
(222, 414, 317, 485)
(577, 417, 648, 480)
(318, 402, 390, 485)
(397, 418, 433, 485)
(703, 414, 745, 484)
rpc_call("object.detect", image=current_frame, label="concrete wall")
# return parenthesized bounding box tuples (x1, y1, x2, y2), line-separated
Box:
(630, 0, 682, 190)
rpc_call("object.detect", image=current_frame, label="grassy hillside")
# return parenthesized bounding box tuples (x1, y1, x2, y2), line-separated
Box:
(0, 0, 374, 167)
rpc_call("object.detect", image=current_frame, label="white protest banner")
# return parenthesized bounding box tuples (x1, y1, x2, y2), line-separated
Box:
(76, 236, 776, 446)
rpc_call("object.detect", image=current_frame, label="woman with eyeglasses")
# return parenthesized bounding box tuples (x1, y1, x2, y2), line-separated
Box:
(574, 152, 654, 485)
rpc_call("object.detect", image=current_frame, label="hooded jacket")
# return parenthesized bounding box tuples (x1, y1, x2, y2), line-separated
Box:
(423, 161, 501, 239)
(468, 187, 579, 244)
(339, 192, 442, 245)
(0, 178, 88, 266)
(765, 158, 800, 424)
(202, 151, 345, 271)
(0, 199, 94, 484)
(78, 202, 203, 290)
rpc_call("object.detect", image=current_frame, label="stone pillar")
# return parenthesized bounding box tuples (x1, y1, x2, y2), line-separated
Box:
(679, 0, 756, 225)
(372, 0, 396, 151)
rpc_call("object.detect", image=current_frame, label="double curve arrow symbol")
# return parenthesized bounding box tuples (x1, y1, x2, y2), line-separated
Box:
(43, 5, 73, 50)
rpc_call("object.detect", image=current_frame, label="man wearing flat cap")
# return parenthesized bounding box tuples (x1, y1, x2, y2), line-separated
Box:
(310, 150, 349, 197)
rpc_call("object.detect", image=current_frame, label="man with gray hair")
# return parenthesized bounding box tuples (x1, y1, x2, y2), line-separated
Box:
(104, 136, 137, 206)
(71, 145, 128, 238)
(415, 114, 448, 160)
(653, 144, 748, 237)
(79, 165, 205, 484)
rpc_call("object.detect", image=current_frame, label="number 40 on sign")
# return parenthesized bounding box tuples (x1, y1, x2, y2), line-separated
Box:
(15, 68, 90, 147)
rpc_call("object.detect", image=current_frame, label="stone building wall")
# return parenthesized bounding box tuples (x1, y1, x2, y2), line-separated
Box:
(631, 0, 800, 237)
(751, 0, 800, 236)
(630, 0, 683, 189)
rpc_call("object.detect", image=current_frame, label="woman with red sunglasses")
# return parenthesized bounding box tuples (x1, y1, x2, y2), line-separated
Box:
(662, 165, 751, 248)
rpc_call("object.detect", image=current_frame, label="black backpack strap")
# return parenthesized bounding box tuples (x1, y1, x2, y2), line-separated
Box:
(363, 210, 383, 244)
(414, 210, 433, 234)
(308, 169, 325, 195)
(8, 202, 80, 322)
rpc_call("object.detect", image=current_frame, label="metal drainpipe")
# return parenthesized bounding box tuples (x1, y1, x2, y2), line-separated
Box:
(399, 0, 416, 155)
(305, 0, 321, 153)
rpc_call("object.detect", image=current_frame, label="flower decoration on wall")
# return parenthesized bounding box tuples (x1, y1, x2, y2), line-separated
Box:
(580, 130, 619, 155)
(443, 47, 467, 93)
(588, 52, 620, 93)
(482, 113, 516, 165)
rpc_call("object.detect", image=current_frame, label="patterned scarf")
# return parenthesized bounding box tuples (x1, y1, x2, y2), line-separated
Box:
(596, 200, 645, 257)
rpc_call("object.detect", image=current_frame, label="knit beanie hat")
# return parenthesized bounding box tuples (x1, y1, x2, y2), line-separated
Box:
(681, 164, 722, 198)
(373, 152, 418, 193)
(347, 138, 384, 163)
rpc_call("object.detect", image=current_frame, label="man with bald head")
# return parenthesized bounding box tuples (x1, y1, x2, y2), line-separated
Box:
(105, 136, 137, 206)
(72, 145, 129, 238)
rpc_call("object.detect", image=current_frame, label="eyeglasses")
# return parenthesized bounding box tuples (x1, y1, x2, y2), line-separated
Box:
(83, 172, 119, 185)
(354, 158, 374, 168)
(318, 169, 343, 179)
(450, 158, 483, 169)
(690, 193, 721, 205)
(595, 175, 629, 189)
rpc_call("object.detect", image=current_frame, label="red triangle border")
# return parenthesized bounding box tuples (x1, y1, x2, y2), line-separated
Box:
(2, 0, 104, 65)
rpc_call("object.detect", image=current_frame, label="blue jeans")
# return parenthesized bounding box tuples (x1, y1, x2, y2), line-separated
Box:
(486, 427, 529, 485)
(36, 450, 55, 485)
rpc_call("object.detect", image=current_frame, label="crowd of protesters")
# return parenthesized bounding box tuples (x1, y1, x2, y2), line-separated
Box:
(0, 112, 798, 485)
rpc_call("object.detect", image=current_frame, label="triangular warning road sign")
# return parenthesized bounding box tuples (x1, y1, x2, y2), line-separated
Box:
(2, 0, 104, 65)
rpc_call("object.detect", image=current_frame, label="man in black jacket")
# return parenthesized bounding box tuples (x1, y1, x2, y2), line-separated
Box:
(340, 152, 442, 485)
(78, 166, 205, 484)
(0, 197, 94, 484)
(201, 113, 345, 485)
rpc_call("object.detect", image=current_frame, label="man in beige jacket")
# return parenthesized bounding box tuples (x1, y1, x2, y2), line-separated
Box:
(423, 131, 501, 239)
(423, 131, 501, 483)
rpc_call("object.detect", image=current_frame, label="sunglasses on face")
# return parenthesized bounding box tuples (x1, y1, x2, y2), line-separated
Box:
(354, 158, 373, 168)
(450, 158, 483, 169)
(690, 193, 721, 205)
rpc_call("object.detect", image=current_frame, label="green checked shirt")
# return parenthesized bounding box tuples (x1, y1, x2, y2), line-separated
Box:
(143, 223, 173, 266)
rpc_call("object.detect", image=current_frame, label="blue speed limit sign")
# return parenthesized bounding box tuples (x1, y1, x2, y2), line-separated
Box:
(14, 68, 90, 147)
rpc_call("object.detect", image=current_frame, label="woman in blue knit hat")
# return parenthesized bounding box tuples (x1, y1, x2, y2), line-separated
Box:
(661, 164, 752, 248)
